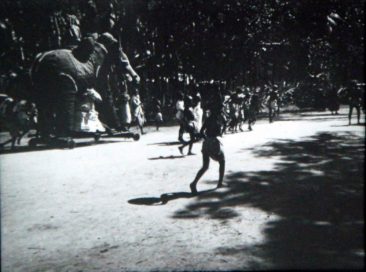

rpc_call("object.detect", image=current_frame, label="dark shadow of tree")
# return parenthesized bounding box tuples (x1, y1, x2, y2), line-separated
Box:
(172, 131, 365, 269)
(278, 116, 348, 122)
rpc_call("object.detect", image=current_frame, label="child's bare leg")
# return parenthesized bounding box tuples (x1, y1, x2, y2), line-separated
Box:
(349, 106, 353, 125)
(217, 155, 225, 188)
(17, 130, 28, 145)
(187, 133, 195, 155)
(179, 137, 191, 154)
(178, 143, 186, 155)
(178, 124, 184, 142)
(190, 153, 210, 194)
(248, 119, 253, 131)
(188, 142, 193, 154)
(356, 107, 361, 124)
(139, 123, 144, 134)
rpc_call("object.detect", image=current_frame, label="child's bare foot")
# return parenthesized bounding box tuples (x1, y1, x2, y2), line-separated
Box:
(187, 152, 195, 156)
(217, 182, 223, 188)
(178, 146, 184, 155)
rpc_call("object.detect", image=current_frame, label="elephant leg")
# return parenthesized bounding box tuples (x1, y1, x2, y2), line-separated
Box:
(55, 93, 75, 136)
(36, 97, 54, 139)
(54, 74, 78, 137)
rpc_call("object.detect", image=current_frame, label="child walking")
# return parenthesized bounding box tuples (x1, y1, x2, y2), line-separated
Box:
(178, 96, 197, 155)
(190, 106, 225, 194)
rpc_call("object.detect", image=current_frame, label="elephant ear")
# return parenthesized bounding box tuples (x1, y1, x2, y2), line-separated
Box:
(98, 32, 118, 49)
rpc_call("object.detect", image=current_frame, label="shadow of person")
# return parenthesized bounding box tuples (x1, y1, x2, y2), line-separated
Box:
(0, 139, 122, 154)
(160, 192, 194, 204)
(148, 155, 185, 160)
(128, 197, 162, 205)
(148, 141, 182, 146)
(128, 189, 216, 206)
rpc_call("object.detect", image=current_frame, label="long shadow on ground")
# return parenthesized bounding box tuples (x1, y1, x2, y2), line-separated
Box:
(0, 140, 123, 154)
(172, 131, 365, 269)
(128, 189, 216, 206)
(278, 115, 348, 122)
(147, 141, 181, 146)
(148, 155, 185, 160)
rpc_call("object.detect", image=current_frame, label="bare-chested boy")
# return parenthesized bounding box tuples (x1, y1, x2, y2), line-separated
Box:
(190, 106, 225, 194)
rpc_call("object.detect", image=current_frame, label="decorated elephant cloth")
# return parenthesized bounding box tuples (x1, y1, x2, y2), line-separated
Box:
(74, 106, 105, 133)
(32, 49, 97, 91)
(74, 88, 105, 133)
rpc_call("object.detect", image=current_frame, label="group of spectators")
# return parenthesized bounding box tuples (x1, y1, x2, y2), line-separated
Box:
(171, 77, 364, 139)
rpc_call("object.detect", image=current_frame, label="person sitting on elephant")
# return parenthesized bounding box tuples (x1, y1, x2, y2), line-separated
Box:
(72, 36, 95, 63)
(95, 33, 140, 132)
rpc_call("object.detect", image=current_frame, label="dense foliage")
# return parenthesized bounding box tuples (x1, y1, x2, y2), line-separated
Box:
(0, 0, 364, 108)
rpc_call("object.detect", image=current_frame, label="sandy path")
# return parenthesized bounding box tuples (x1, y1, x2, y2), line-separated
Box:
(1, 108, 364, 271)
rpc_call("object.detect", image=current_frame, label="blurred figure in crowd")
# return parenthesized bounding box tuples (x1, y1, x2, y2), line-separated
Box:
(178, 95, 197, 156)
(347, 80, 363, 125)
(119, 92, 132, 131)
(131, 88, 145, 134)
(176, 91, 185, 142)
(192, 92, 203, 132)
(326, 86, 340, 115)
(154, 98, 163, 131)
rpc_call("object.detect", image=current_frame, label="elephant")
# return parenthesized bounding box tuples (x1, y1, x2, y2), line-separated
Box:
(31, 32, 140, 139)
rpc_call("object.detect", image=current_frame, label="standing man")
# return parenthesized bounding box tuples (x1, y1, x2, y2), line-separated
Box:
(96, 33, 140, 132)
(347, 80, 363, 125)
(176, 92, 185, 142)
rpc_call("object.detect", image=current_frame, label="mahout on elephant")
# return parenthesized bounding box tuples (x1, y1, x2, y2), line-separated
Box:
(30, 32, 140, 147)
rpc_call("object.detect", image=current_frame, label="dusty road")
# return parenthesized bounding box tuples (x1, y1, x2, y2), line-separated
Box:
(1, 107, 364, 271)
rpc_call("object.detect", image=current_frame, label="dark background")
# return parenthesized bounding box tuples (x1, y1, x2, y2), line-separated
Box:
(0, 0, 364, 110)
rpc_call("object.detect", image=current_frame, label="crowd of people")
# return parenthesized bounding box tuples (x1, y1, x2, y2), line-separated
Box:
(168, 78, 364, 193)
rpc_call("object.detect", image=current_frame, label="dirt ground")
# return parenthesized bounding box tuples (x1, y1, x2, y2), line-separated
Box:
(1, 106, 364, 271)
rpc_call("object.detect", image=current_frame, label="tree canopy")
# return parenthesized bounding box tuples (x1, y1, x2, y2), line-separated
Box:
(1, 0, 364, 95)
